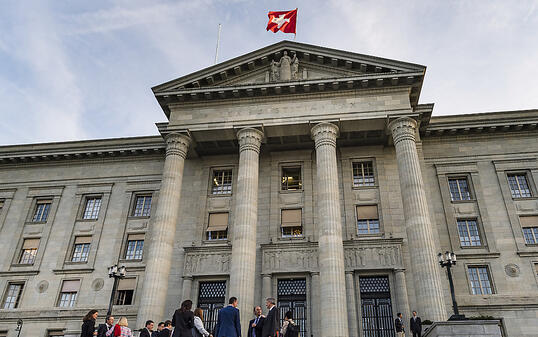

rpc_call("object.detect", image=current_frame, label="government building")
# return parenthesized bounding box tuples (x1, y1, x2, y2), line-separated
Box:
(0, 41, 537, 337)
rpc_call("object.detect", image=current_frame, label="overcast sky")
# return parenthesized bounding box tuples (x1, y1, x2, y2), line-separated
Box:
(1, 1, 537, 145)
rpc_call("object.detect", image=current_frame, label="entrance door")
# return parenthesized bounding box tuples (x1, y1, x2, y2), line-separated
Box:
(197, 281, 226, 334)
(277, 279, 307, 337)
(359, 276, 394, 337)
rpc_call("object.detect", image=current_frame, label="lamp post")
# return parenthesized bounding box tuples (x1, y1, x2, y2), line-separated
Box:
(107, 264, 126, 316)
(438, 251, 465, 321)
(15, 319, 23, 337)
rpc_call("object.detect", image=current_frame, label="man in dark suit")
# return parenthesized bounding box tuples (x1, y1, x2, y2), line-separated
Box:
(395, 312, 405, 337)
(97, 315, 114, 337)
(160, 320, 173, 337)
(248, 306, 265, 337)
(410, 311, 422, 337)
(261, 298, 279, 337)
(140, 320, 155, 337)
(214, 297, 241, 337)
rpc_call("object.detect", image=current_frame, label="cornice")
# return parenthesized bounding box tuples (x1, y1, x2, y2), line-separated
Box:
(424, 109, 538, 137)
(0, 135, 165, 165)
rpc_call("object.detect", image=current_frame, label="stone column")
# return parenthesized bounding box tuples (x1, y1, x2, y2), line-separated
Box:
(389, 117, 446, 321)
(181, 276, 193, 302)
(311, 122, 349, 337)
(262, 274, 272, 304)
(229, 128, 264, 334)
(137, 133, 191, 326)
(345, 271, 359, 337)
(310, 272, 321, 337)
(394, 269, 410, 322)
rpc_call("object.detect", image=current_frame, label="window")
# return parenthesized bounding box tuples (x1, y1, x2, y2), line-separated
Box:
(507, 173, 532, 198)
(2, 283, 24, 309)
(448, 178, 471, 201)
(125, 234, 144, 260)
(82, 197, 101, 220)
(212, 169, 233, 195)
(0, 199, 4, 213)
(132, 195, 152, 217)
(19, 238, 39, 264)
(0, 331, 7, 337)
(47, 330, 64, 337)
(71, 237, 91, 262)
(281, 209, 303, 237)
(353, 161, 375, 187)
(457, 219, 482, 247)
(58, 280, 79, 307)
(356, 205, 380, 235)
(32, 200, 51, 222)
(206, 213, 228, 240)
(281, 166, 302, 191)
(115, 278, 135, 305)
(521, 216, 538, 244)
(534, 263, 538, 276)
(468, 266, 493, 295)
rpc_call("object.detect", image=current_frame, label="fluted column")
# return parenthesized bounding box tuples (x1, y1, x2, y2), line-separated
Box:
(262, 274, 272, 305)
(229, 128, 264, 335)
(310, 272, 321, 337)
(311, 123, 349, 337)
(345, 271, 359, 337)
(389, 117, 446, 321)
(137, 133, 191, 326)
(394, 269, 410, 323)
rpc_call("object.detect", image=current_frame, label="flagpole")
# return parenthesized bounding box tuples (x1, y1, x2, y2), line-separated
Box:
(214, 23, 222, 64)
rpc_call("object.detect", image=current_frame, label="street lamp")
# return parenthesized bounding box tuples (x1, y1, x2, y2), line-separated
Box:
(107, 264, 126, 316)
(15, 319, 23, 337)
(438, 251, 465, 321)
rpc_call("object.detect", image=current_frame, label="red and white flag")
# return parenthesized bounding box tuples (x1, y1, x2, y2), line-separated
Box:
(266, 9, 297, 34)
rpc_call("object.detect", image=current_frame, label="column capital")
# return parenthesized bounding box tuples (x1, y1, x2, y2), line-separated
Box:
(182, 276, 193, 281)
(165, 133, 191, 158)
(394, 268, 406, 273)
(345, 270, 354, 275)
(311, 122, 339, 149)
(237, 128, 264, 153)
(310, 271, 320, 276)
(262, 273, 272, 278)
(388, 117, 417, 145)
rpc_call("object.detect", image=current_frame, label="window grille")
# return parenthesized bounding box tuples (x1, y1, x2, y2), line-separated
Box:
(82, 197, 101, 219)
(353, 162, 375, 187)
(212, 170, 233, 194)
(133, 195, 152, 217)
(281, 167, 302, 190)
(32, 200, 51, 222)
(457, 219, 482, 247)
(448, 178, 471, 201)
(468, 266, 493, 295)
(507, 174, 532, 198)
(2, 283, 24, 309)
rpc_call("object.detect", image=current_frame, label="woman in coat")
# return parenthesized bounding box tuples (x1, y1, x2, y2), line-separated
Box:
(81, 309, 98, 337)
(193, 307, 212, 337)
(172, 299, 194, 337)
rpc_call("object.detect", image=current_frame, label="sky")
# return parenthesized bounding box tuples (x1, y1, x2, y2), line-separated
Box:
(0, 0, 537, 145)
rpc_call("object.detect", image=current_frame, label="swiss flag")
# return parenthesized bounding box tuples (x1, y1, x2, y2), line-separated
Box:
(266, 9, 297, 34)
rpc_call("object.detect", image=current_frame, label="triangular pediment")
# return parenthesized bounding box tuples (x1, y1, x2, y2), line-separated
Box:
(153, 41, 425, 92)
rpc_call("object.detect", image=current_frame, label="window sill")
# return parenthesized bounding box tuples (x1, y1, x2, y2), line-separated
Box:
(119, 258, 144, 263)
(352, 185, 378, 190)
(75, 218, 99, 222)
(202, 240, 230, 245)
(277, 236, 306, 242)
(450, 200, 476, 204)
(52, 267, 94, 275)
(279, 189, 303, 194)
(353, 233, 383, 239)
(25, 221, 47, 225)
(511, 197, 538, 201)
(208, 193, 233, 197)
(127, 216, 150, 220)
(64, 261, 89, 265)
(11, 263, 35, 267)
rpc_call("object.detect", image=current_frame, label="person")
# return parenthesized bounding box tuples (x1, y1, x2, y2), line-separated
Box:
(280, 311, 298, 337)
(140, 320, 155, 337)
(97, 315, 115, 337)
(395, 312, 405, 337)
(156, 322, 165, 336)
(214, 297, 241, 337)
(160, 321, 173, 337)
(172, 300, 195, 337)
(261, 298, 279, 337)
(113, 317, 133, 337)
(248, 306, 265, 337)
(192, 307, 212, 337)
(410, 311, 422, 337)
(81, 310, 99, 337)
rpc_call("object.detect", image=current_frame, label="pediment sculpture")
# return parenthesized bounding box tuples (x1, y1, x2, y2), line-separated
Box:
(270, 51, 299, 82)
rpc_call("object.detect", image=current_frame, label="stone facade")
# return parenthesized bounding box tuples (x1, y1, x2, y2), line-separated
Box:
(0, 42, 537, 337)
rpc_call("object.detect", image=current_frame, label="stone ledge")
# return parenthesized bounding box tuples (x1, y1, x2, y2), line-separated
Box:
(423, 320, 502, 337)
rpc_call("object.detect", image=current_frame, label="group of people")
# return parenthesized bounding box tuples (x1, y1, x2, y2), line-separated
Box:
(81, 296, 297, 337)
(80, 310, 169, 337)
(395, 311, 423, 337)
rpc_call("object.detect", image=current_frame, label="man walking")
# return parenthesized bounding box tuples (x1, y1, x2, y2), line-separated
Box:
(261, 298, 279, 337)
(410, 311, 422, 337)
(214, 297, 241, 337)
(97, 315, 114, 337)
(248, 306, 265, 337)
(395, 312, 405, 337)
